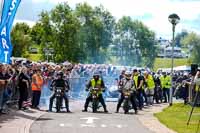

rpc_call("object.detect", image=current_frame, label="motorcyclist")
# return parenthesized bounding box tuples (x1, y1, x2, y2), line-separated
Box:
(82, 71, 108, 113)
(115, 71, 138, 114)
(49, 71, 71, 112)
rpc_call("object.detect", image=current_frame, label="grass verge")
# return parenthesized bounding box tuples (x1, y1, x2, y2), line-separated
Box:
(154, 103, 200, 133)
(153, 58, 189, 71)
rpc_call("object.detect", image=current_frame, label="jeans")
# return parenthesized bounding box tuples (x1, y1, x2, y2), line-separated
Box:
(146, 89, 154, 105)
(136, 89, 144, 109)
(32, 91, 41, 108)
(163, 88, 170, 102)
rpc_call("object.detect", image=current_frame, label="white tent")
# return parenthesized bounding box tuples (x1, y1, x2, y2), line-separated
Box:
(174, 65, 190, 71)
(158, 65, 190, 72)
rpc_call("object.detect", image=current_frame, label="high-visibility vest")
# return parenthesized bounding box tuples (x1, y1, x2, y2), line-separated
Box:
(145, 75, 155, 90)
(195, 85, 200, 92)
(160, 75, 171, 89)
(91, 78, 102, 94)
(31, 74, 43, 91)
(91, 78, 102, 88)
(133, 75, 138, 88)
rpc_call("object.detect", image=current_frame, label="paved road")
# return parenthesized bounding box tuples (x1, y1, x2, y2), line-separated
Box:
(30, 101, 153, 133)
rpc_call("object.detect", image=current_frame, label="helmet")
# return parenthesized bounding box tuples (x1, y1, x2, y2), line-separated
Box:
(125, 71, 132, 79)
(183, 72, 188, 76)
(93, 71, 100, 76)
(93, 71, 100, 80)
(57, 71, 64, 78)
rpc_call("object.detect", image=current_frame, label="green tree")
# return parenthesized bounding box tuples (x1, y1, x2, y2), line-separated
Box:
(114, 16, 157, 67)
(50, 2, 84, 63)
(181, 32, 200, 63)
(75, 3, 115, 63)
(175, 30, 188, 47)
(11, 23, 33, 57)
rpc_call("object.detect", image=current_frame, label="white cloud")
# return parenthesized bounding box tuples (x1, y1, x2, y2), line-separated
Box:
(30, 0, 200, 38)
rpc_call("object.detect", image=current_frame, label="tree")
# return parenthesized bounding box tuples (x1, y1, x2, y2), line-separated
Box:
(50, 3, 84, 63)
(114, 16, 157, 67)
(30, 23, 44, 46)
(175, 30, 188, 47)
(11, 23, 33, 57)
(75, 3, 115, 63)
(181, 32, 200, 63)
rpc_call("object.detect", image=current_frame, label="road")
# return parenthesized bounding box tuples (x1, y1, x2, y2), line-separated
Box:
(30, 101, 153, 133)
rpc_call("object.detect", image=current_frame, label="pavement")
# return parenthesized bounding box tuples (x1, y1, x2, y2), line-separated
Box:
(0, 108, 46, 133)
(136, 103, 177, 133)
(0, 101, 177, 133)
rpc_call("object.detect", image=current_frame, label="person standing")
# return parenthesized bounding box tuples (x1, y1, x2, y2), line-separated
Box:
(0, 65, 11, 114)
(31, 69, 44, 109)
(144, 71, 155, 105)
(133, 69, 144, 110)
(18, 67, 30, 110)
(160, 72, 171, 103)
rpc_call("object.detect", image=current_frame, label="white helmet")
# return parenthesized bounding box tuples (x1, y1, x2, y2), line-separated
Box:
(125, 71, 132, 78)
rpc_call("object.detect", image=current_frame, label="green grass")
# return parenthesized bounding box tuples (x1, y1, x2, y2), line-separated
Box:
(27, 54, 42, 61)
(154, 103, 200, 133)
(153, 58, 190, 71)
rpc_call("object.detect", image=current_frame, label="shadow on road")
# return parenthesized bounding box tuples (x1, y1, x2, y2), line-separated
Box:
(0, 109, 38, 128)
(36, 117, 53, 121)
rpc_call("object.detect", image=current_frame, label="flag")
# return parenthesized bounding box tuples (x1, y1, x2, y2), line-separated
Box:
(0, 0, 21, 64)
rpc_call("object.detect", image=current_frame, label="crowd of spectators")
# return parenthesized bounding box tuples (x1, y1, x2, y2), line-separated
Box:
(0, 59, 198, 114)
(0, 60, 124, 114)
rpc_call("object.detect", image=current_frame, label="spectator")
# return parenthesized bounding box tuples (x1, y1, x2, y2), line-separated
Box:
(0, 65, 11, 114)
(31, 69, 44, 110)
(17, 67, 30, 110)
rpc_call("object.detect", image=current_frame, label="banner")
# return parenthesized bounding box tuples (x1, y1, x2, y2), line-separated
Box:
(0, 0, 21, 64)
(1, 0, 12, 25)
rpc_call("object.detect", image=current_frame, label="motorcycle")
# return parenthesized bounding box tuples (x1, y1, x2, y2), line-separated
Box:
(122, 90, 132, 114)
(54, 87, 65, 112)
(89, 87, 102, 113)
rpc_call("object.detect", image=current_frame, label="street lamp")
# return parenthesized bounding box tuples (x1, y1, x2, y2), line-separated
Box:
(168, 13, 180, 106)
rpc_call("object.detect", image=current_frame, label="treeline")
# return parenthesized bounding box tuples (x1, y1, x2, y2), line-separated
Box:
(11, 2, 157, 67)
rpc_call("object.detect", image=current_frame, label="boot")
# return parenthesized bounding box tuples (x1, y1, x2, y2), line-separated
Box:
(103, 106, 108, 113)
(115, 104, 120, 113)
(82, 106, 88, 112)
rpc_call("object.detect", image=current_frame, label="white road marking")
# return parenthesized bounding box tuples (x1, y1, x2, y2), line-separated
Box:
(101, 124, 107, 128)
(116, 125, 122, 128)
(110, 124, 128, 128)
(80, 117, 100, 124)
(80, 124, 96, 128)
(59, 123, 65, 127)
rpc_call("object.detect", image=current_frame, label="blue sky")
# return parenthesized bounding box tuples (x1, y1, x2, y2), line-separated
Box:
(13, 0, 200, 39)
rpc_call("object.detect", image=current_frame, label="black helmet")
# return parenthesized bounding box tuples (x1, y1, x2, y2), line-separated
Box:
(57, 71, 64, 78)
